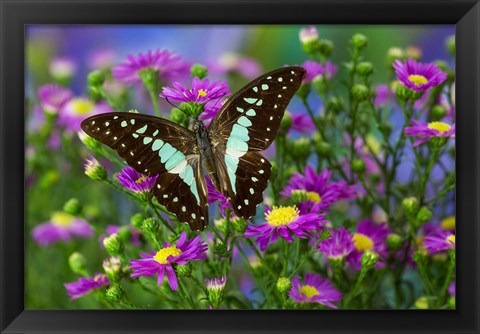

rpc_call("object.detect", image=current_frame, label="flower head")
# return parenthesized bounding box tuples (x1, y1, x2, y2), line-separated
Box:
(300, 60, 337, 83)
(116, 166, 158, 193)
(208, 52, 261, 79)
(206, 176, 231, 216)
(318, 227, 355, 260)
(281, 166, 356, 213)
(374, 84, 389, 107)
(299, 26, 319, 45)
(347, 220, 390, 269)
(205, 276, 227, 306)
(404, 119, 455, 147)
(423, 230, 455, 254)
(160, 77, 230, 104)
(49, 57, 77, 80)
(64, 274, 110, 300)
(112, 49, 189, 85)
(393, 58, 447, 92)
(244, 205, 326, 251)
(32, 211, 93, 246)
(129, 231, 207, 291)
(87, 48, 116, 70)
(38, 84, 73, 114)
(289, 112, 316, 134)
(59, 98, 113, 132)
(289, 273, 341, 308)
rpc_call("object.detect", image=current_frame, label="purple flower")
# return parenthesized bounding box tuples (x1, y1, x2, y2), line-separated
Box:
(393, 58, 447, 92)
(404, 119, 455, 147)
(347, 220, 390, 269)
(160, 77, 230, 104)
(374, 84, 389, 107)
(289, 112, 315, 134)
(32, 212, 93, 246)
(112, 49, 189, 86)
(116, 166, 158, 193)
(208, 53, 262, 79)
(206, 176, 230, 216)
(38, 84, 73, 114)
(244, 205, 326, 251)
(87, 48, 116, 70)
(281, 166, 356, 213)
(64, 274, 110, 300)
(289, 273, 342, 308)
(129, 231, 207, 291)
(318, 227, 355, 260)
(448, 281, 455, 297)
(300, 60, 337, 83)
(199, 99, 225, 123)
(423, 230, 455, 254)
(299, 26, 319, 45)
(58, 98, 113, 132)
(49, 57, 77, 79)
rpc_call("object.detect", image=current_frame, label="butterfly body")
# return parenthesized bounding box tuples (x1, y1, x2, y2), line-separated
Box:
(81, 66, 306, 231)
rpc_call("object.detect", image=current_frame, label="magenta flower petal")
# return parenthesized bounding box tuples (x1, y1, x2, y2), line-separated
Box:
(116, 166, 158, 193)
(393, 58, 447, 92)
(64, 274, 109, 300)
(289, 273, 342, 308)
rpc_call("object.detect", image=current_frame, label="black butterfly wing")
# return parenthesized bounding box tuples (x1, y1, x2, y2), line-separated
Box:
(207, 66, 305, 219)
(81, 112, 209, 231)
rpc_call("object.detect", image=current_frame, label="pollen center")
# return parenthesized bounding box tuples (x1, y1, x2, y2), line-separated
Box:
(51, 211, 74, 226)
(136, 176, 147, 184)
(70, 98, 94, 115)
(408, 74, 428, 87)
(299, 285, 320, 298)
(154, 247, 182, 264)
(306, 191, 322, 203)
(197, 89, 207, 98)
(427, 121, 451, 134)
(353, 233, 374, 252)
(446, 234, 455, 246)
(266, 206, 299, 227)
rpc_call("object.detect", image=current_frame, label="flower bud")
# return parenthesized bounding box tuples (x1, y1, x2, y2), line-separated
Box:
(103, 233, 124, 256)
(138, 68, 158, 90)
(361, 250, 379, 270)
(63, 198, 82, 216)
(315, 141, 332, 157)
(280, 112, 293, 132)
(117, 226, 132, 243)
(130, 213, 144, 230)
(405, 46, 422, 60)
(299, 26, 320, 55)
(141, 218, 159, 236)
(276, 277, 292, 295)
(183, 102, 204, 119)
(434, 60, 449, 73)
(105, 283, 125, 303)
(386, 233, 403, 251)
(416, 206, 433, 225)
(290, 189, 308, 204)
(87, 70, 105, 87)
(78, 131, 102, 151)
(190, 63, 208, 79)
(446, 35, 455, 57)
(415, 296, 429, 309)
(68, 252, 87, 275)
(318, 39, 334, 57)
(351, 34, 368, 50)
(231, 217, 247, 234)
(312, 75, 327, 95)
(291, 138, 311, 161)
(395, 83, 412, 101)
(103, 256, 122, 282)
(351, 159, 366, 174)
(351, 84, 369, 102)
(206, 276, 227, 306)
(296, 83, 311, 100)
(214, 241, 228, 256)
(49, 57, 77, 83)
(326, 96, 344, 114)
(84, 157, 107, 181)
(357, 62, 374, 77)
(386, 47, 404, 65)
(171, 108, 188, 126)
(402, 197, 418, 218)
(429, 104, 447, 121)
(175, 263, 192, 277)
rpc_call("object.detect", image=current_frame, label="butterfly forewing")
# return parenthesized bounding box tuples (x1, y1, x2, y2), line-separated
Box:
(80, 112, 208, 230)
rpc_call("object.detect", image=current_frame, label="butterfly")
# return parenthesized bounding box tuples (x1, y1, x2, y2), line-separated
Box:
(81, 66, 306, 231)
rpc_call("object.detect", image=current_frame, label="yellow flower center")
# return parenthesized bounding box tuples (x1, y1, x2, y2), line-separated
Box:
(299, 285, 320, 298)
(427, 121, 451, 134)
(441, 216, 455, 230)
(352, 233, 374, 252)
(265, 206, 299, 227)
(197, 89, 207, 98)
(69, 98, 95, 115)
(51, 211, 74, 226)
(306, 191, 322, 203)
(446, 234, 455, 246)
(136, 176, 147, 184)
(408, 74, 428, 87)
(153, 247, 182, 264)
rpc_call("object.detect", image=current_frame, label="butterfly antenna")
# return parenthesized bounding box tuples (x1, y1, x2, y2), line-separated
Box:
(211, 92, 227, 110)
(165, 97, 194, 121)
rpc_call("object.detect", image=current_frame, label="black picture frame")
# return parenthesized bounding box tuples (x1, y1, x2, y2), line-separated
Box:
(1, 0, 479, 333)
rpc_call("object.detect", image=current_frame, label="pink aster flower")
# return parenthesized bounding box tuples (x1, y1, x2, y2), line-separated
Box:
(38, 84, 73, 114)
(64, 274, 110, 300)
(112, 49, 189, 86)
(300, 60, 337, 83)
(423, 230, 455, 254)
(393, 58, 447, 92)
(206, 176, 230, 216)
(448, 281, 455, 296)
(129, 231, 207, 291)
(198, 99, 225, 123)
(374, 84, 389, 107)
(32, 211, 94, 246)
(347, 220, 390, 270)
(208, 53, 262, 79)
(58, 98, 113, 132)
(317, 227, 355, 260)
(281, 166, 356, 213)
(160, 77, 230, 104)
(49, 57, 77, 80)
(299, 26, 319, 45)
(244, 205, 326, 251)
(289, 273, 342, 308)
(87, 48, 116, 70)
(289, 112, 315, 134)
(116, 166, 158, 193)
(404, 119, 455, 147)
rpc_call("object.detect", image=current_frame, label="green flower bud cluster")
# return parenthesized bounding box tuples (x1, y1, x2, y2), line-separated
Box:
(103, 233, 124, 256)
(68, 252, 88, 276)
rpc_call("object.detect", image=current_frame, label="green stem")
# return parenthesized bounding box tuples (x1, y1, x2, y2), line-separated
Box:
(245, 239, 276, 279)
(439, 250, 455, 305)
(148, 87, 162, 117)
(148, 198, 176, 234)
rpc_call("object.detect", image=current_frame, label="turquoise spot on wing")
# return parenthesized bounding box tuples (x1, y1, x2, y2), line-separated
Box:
(121, 121, 128, 127)
(159, 143, 176, 163)
(256, 100, 263, 106)
(238, 116, 252, 127)
(244, 98, 258, 104)
(130, 119, 135, 125)
(165, 151, 185, 170)
(227, 136, 248, 152)
(181, 165, 194, 186)
(136, 125, 148, 134)
(225, 155, 239, 173)
(237, 107, 244, 113)
(261, 84, 269, 90)
(152, 139, 164, 151)
(252, 86, 258, 92)
(143, 137, 152, 145)
(132, 133, 139, 138)
(246, 109, 256, 117)
(190, 180, 200, 204)
(227, 168, 237, 194)
(152, 130, 159, 136)
(231, 124, 249, 142)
